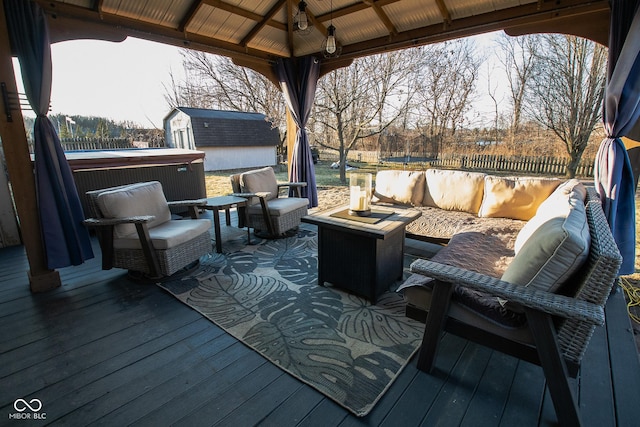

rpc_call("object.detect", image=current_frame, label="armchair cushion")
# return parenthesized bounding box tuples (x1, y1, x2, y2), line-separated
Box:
(240, 167, 279, 202)
(113, 219, 212, 250)
(96, 181, 171, 238)
(246, 197, 309, 217)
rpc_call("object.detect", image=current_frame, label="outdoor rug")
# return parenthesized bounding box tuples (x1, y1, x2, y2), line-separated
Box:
(158, 228, 425, 417)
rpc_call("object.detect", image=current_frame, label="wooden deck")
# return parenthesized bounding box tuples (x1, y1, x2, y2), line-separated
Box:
(1, 217, 639, 426)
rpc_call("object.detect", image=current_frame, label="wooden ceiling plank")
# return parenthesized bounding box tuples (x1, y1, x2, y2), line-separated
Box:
(315, 0, 401, 23)
(324, 0, 609, 65)
(201, 0, 263, 21)
(363, 1, 398, 36)
(435, 0, 452, 25)
(241, 0, 287, 47)
(36, 0, 276, 64)
(178, 0, 204, 33)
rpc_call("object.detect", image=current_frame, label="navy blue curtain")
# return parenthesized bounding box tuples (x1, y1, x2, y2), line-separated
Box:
(594, 0, 640, 275)
(274, 56, 320, 207)
(5, 0, 93, 268)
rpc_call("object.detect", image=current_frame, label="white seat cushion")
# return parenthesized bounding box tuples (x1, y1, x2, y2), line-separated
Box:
(113, 218, 211, 250)
(246, 197, 309, 217)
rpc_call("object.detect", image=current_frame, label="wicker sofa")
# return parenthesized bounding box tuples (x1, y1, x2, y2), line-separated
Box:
(372, 168, 567, 244)
(396, 173, 621, 426)
(371, 169, 602, 317)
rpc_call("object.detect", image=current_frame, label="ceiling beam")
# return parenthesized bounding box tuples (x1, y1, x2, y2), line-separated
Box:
(178, 0, 204, 33)
(315, 0, 400, 23)
(363, 1, 398, 36)
(241, 0, 287, 47)
(435, 0, 452, 25)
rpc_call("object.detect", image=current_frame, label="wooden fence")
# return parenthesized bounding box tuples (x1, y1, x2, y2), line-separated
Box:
(331, 151, 595, 177)
(428, 154, 595, 177)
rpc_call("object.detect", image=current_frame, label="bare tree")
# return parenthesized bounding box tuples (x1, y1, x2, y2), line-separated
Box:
(311, 50, 420, 182)
(528, 35, 607, 177)
(412, 39, 481, 157)
(497, 34, 539, 147)
(163, 50, 287, 151)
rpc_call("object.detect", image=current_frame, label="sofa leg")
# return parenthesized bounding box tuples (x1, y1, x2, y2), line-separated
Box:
(417, 280, 453, 373)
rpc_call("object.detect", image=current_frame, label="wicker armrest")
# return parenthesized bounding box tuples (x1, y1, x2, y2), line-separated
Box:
(410, 259, 604, 325)
(230, 192, 271, 199)
(167, 198, 208, 208)
(83, 215, 155, 227)
(278, 182, 307, 189)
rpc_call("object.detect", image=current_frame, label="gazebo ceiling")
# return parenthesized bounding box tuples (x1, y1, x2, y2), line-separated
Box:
(36, 0, 610, 76)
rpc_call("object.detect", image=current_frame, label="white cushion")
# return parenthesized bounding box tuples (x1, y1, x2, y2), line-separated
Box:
(372, 170, 425, 206)
(97, 181, 171, 238)
(501, 182, 590, 295)
(423, 169, 486, 214)
(113, 218, 211, 250)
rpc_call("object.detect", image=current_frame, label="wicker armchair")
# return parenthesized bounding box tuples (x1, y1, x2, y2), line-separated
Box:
(409, 189, 622, 427)
(83, 181, 211, 278)
(230, 167, 309, 238)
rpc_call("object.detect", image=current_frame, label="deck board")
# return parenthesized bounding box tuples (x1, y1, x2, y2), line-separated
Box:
(1, 221, 639, 426)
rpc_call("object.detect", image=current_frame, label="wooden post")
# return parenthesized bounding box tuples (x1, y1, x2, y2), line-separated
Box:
(0, 0, 61, 292)
(286, 107, 296, 177)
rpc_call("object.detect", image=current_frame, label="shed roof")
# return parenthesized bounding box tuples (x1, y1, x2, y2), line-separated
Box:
(171, 108, 280, 148)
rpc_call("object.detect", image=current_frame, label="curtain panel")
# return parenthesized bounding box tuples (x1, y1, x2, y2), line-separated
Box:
(5, 0, 93, 268)
(275, 56, 320, 208)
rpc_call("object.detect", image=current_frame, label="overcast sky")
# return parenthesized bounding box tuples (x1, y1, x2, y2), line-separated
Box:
(15, 32, 504, 130)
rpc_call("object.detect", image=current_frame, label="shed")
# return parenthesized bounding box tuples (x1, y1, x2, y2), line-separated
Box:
(163, 107, 280, 171)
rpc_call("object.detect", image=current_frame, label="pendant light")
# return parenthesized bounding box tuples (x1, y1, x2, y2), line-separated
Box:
(322, 0, 341, 57)
(295, 1, 308, 31)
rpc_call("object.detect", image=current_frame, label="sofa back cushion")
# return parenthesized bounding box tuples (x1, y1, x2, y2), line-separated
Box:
(240, 167, 279, 202)
(97, 181, 172, 238)
(478, 176, 561, 220)
(501, 179, 590, 295)
(423, 169, 487, 214)
(373, 170, 425, 206)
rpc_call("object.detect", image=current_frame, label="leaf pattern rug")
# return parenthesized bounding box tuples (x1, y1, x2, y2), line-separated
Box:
(158, 228, 424, 417)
